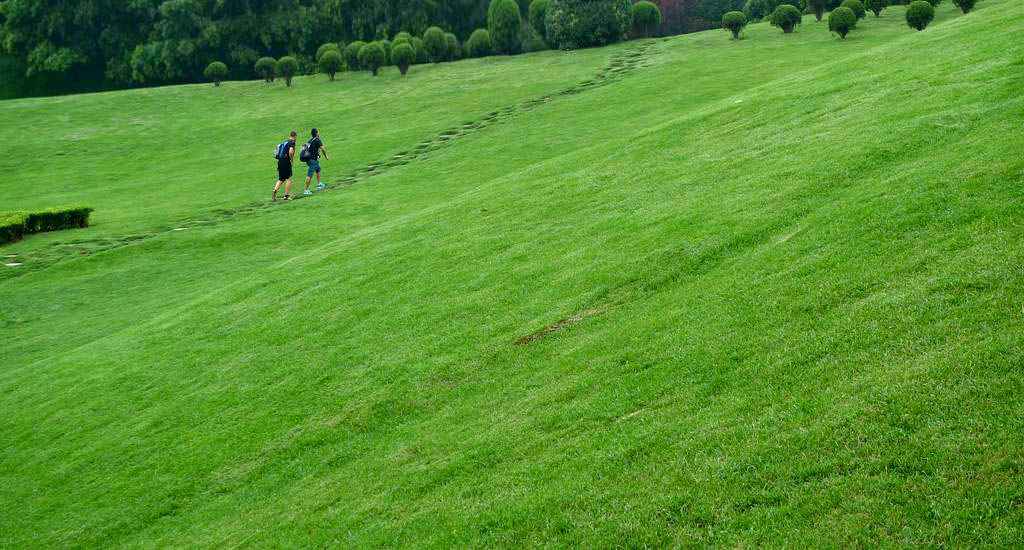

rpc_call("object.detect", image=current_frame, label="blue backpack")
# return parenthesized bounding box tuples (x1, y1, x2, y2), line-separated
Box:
(274, 140, 292, 160)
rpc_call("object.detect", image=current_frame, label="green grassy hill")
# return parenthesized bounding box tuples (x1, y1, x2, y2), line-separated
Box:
(2, 2, 1023, 546)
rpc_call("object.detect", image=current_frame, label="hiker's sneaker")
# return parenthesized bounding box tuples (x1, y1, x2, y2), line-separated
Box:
(282, 195, 290, 201)
(303, 189, 313, 196)
(317, 183, 325, 190)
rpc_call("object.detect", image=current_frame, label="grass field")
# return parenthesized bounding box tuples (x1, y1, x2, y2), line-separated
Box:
(2, 1, 1024, 546)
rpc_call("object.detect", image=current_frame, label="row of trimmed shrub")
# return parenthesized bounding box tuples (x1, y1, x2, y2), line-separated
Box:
(0, 207, 94, 246)
(722, 0, 978, 40)
(200, 0, 670, 85)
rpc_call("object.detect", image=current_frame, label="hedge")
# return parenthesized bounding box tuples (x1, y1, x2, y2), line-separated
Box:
(1, 206, 93, 246)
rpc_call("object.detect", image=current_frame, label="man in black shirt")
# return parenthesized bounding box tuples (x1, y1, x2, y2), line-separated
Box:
(302, 128, 329, 196)
(273, 131, 297, 201)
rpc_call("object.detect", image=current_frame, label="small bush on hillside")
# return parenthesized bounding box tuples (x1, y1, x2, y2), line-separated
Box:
(445, 33, 462, 61)
(1, 207, 93, 245)
(423, 27, 448, 62)
(411, 37, 428, 64)
(769, 4, 803, 32)
(841, 0, 867, 19)
(318, 50, 343, 80)
(631, 1, 662, 38)
(529, 0, 551, 38)
(489, 0, 522, 54)
(951, 0, 975, 12)
(722, 11, 747, 38)
(864, 0, 886, 16)
(546, 0, 632, 49)
(906, 0, 934, 29)
(316, 43, 340, 61)
(255, 57, 276, 82)
(391, 43, 415, 75)
(394, 32, 413, 44)
(520, 24, 549, 52)
(344, 41, 365, 70)
(743, 0, 773, 21)
(358, 42, 386, 75)
(806, 0, 827, 21)
(204, 61, 227, 86)
(277, 57, 298, 86)
(467, 28, 494, 57)
(828, 6, 857, 37)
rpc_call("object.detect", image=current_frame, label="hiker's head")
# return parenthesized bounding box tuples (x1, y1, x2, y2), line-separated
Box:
(311, 128, 319, 138)
(289, 131, 297, 141)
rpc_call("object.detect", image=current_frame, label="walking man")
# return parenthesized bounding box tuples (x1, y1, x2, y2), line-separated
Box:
(272, 131, 297, 201)
(302, 128, 329, 195)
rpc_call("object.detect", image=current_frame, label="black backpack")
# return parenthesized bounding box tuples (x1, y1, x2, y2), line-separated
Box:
(299, 141, 312, 163)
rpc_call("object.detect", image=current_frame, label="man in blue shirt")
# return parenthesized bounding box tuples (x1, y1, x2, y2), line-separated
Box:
(302, 128, 329, 195)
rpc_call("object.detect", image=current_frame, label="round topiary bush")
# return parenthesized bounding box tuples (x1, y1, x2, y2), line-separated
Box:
(204, 61, 227, 86)
(488, 0, 522, 54)
(255, 56, 276, 82)
(394, 31, 413, 44)
(769, 4, 803, 32)
(411, 37, 428, 64)
(423, 26, 447, 63)
(391, 43, 415, 75)
(722, 11, 747, 39)
(631, 1, 662, 38)
(828, 6, 857, 37)
(276, 56, 298, 86)
(546, 0, 632, 49)
(951, 0, 976, 12)
(318, 50, 342, 80)
(841, 0, 867, 19)
(358, 42, 386, 75)
(906, 0, 934, 29)
(806, 0, 827, 21)
(344, 41, 365, 70)
(445, 33, 462, 61)
(467, 28, 494, 57)
(864, 0, 886, 16)
(529, 0, 550, 39)
(316, 43, 340, 61)
(743, 0, 773, 21)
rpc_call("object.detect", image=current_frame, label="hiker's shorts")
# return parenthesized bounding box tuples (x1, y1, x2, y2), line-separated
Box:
(306, 160, 321, 177)
(277, 161, 293, 181)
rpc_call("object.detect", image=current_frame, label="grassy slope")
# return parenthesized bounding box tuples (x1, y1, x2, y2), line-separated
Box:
(2, 2, 1024, 546)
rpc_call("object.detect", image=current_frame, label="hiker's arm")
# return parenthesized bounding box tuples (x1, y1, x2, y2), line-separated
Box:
(290, 147, 295, 164)
(321, 145, 328, 160)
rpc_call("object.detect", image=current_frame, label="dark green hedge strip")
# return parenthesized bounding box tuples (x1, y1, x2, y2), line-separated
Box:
(0, 206, 93, 246)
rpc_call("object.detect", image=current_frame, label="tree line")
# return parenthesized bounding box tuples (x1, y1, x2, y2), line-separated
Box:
(0, 0, 745, 91)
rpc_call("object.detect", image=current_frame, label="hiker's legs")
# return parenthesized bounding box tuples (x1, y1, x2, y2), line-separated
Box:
(285, 178, 292, 196)
(304, 174, 313, 191)
(273, 180, 283, 198)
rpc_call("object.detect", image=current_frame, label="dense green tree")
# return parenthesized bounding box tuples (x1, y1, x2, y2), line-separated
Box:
(828, 6, 857, 37)
(317, 43, 340, 61)
(423, 26, 448, 62)
(319, 50, 343, 80)
(840, 0, 867, 19)
(358, 41, 386, 75)
(631, 2, 662, 37)
(411, 37, 428, 63)
(276, 56, 299, 86)
(466, 28, 494, 56)
(344, 41, 366, 70)
(742, 0, 773, 21)
(769, 4, 802, 32)
(806, 0, 827, 21)
(721, 11, 747, 38)
(951, 0, 976, 12)
(906, 0, 934, 29)
(488, 0, 522, 54)
(545, 0, 632, 49)
(528, 0, 551, 39)
(203, 61, 227, 86)
(255, 57, 277, 82)
(445, 33, 462, 61)
(864, 0, 887, 16)
(391, 43, 415, 74)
